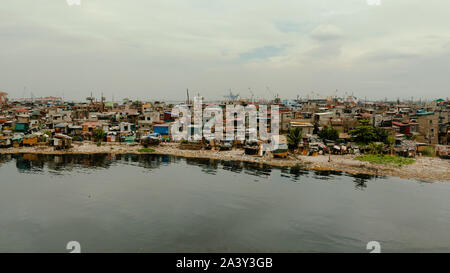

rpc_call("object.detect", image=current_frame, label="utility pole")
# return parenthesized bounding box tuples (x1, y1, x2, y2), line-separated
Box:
(186, 89, 190, 105)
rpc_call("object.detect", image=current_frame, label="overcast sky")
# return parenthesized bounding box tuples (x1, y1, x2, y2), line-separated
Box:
(1, 0, 449, 101)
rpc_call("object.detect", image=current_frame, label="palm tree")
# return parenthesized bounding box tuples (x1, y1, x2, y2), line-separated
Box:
(287, 127, 303, 152)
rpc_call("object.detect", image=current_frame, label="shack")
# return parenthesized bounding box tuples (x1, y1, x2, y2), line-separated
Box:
(52, 134, 72, 150)
(12, 134, 24, 147)
(0, 135, 11, 148)
(153, 123, 170, 139)
(14, 122, 29, 133)
(23, 134, 38, 146)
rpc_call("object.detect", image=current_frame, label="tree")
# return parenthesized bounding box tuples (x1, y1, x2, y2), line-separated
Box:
(374, 127, 389, 144)
(93, 128, 106, 142)
(132, 100, 142, 107)
(318, 126, 339, 142)
(349, 126, 377, 144)
(287, 127, 303, 151)
(386, 136, 395, 155)
(350, 126, 389, 145)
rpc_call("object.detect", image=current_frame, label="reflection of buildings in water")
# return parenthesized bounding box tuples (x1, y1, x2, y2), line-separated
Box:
(313, 170, 344, 180)
(16, 157, 31, 171)
(351, 173, 378, 190)
(242, 161, 272, 177)
(138, 154, 166, 169)
(221, 160, 243, 173)
(186, 157, 219, 175)
(3, 154, 379, 184)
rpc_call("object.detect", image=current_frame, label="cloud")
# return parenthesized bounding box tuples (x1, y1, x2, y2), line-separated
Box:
(363, 51, 419, 62)
(274, 21, 301, 33)
(310, 24, 344, 41)
(239, 45, 287, 61)
(1, 0, 450, 100)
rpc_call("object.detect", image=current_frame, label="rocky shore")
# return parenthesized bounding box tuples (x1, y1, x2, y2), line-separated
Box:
(1, 142, 449, 182)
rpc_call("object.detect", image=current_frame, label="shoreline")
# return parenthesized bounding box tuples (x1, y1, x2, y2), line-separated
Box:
(1, 142, 449, 182)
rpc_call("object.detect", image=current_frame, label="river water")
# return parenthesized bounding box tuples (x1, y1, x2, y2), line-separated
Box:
(0, 153, 449, 253)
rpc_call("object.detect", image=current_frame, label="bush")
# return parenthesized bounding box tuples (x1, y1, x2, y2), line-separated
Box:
(422, 146, 435, 157)
(72, 135, 83, 142)
(43, 130, 52, 137)
(368, 142, 384, 154)
(93, 128, 106, 142)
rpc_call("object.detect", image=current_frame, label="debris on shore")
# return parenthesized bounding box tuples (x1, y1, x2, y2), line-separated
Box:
(1, 142, 448, 182)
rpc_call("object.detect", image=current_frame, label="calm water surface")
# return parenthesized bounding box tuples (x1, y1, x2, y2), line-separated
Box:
(0, 153, 449, 253)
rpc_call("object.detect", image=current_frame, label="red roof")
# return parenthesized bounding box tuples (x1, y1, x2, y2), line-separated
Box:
(392, 121, 409, 127)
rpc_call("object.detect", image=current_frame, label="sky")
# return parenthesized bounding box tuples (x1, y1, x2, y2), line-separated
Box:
(1, 0, 449, 101)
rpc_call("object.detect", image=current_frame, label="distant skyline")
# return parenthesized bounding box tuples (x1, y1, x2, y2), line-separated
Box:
(1, 0, 449, 101)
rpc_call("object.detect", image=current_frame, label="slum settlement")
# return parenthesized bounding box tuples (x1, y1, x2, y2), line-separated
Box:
(0, 94, 449, 181)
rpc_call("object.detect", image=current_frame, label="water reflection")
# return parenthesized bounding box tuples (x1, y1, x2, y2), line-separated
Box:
(0, 154, 379, 187)
(1, 153, 445, 253)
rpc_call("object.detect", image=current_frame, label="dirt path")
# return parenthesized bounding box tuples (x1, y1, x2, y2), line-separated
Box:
(1, 142, 449, 182)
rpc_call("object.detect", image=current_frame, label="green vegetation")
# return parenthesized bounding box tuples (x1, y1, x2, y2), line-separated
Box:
(386, 136, 395, 155)
(358, 119, 371, 125)
(93, 128, 106, 142)
(72, 135, 83, 142)
(138, 148, 155, 153)
(350, 126, 389, 144)
(287, 127, 303, 150)
(318, 126, 339, 141)
(368, 142, 384, 154)
(355, 154, 415, 166)
(421, 146, 435, 157)
(43, 130, 52, 137)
